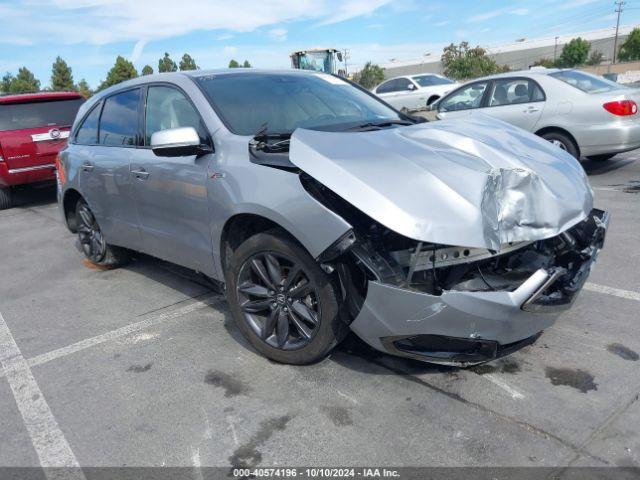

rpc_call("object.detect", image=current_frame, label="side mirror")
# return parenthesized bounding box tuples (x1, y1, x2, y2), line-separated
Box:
(426, 98, 441, 111)
(151, 127, 211, 157)
(407, 83, 416, 90)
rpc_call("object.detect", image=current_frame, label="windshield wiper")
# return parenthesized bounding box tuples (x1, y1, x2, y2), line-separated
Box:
(345, 120, 413, 131)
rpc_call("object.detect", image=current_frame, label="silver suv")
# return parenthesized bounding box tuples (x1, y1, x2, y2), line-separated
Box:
(58, 70, 608, 366)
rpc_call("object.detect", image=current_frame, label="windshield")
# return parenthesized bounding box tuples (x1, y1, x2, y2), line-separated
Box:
(292, 52, 334, 74)
(196, 72, 403, 135)
(550, 70, 625, 93)
(412, 75, 454, 87)
(0, 98, 84, 132)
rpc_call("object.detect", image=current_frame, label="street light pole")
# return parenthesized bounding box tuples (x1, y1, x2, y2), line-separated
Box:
(554, 36, 559, 62)
(613, 1, 625, 64)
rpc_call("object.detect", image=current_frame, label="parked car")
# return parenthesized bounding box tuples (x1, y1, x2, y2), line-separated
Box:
(373, 74, 455, 111)
(433, 68, 640, 160)
(58, 70, 608, 366)
(0, 92, 85, 209)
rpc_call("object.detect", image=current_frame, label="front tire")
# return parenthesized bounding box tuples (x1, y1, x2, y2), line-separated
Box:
(226, 229, 345, 365)
(540, 131, 579, 159)
(75, 198, 130, 268)
(587, 153, 616, 162)
(0, 188, 13, 210)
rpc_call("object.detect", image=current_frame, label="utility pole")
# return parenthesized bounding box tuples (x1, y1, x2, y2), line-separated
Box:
(613, 1, 625, 64)
(342, 49, 350, 77)
(554, 36, 559, 62)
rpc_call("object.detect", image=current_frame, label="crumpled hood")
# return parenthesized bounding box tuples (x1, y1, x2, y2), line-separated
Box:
(289, 115, 593, 250)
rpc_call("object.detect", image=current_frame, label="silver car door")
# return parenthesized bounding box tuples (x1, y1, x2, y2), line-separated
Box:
(78, 91, 143, 250)
(130, 84, 214, 275)
(436, 81, 489, 121)
(481, 78, 546, 131)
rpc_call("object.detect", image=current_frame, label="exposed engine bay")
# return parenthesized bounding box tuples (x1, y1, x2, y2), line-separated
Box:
(301, 173, 608, 319)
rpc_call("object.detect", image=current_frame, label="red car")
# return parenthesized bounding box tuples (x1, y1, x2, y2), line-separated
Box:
(0, 92, 84, 209)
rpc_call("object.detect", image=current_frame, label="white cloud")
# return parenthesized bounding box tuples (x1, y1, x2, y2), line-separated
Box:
(467, 6, 530, 23)
(130, 39, 146, 63)
(0, 0, 393, 46)
(434, 20, 450, 27)
(559, 0, 599, 10)
(217, 33, 234, 41)
(223, 46, 238, 55)
(268, 28, 288, 42)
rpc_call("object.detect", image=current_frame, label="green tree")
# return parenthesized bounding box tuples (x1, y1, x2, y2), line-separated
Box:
(8, 67, 41, 93)
(158, 52, 177, 72)
(141, 65, 154, 75)
(618, 27, 640, 61)
(76, 78, 92, 98)
(353, 61, 385, 89)
(98, 56, 138, 91)
(586, 50, 604, 66)
(1, 72, 14, 93)
(558, 37, 590, 67)
(228, 59, 240, 68)
(179, 53, 198, 71)
(441, 42, 508, 80)
(50, 56, 74, 91)
(532, 58, 556, 68)
(242, 60, 252, 68)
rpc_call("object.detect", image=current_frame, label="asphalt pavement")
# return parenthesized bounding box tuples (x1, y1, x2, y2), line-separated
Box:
(0, 152, 639, 473)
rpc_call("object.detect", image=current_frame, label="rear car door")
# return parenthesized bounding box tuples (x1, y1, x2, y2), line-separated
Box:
(0, 96, 83, 187)
(386, 78, 422, 110)
(481, 77, 546, 131)
(129, 84, 214, 273)
(437, 81, 490, 121)
(374, 79, 398, 104)
(75, 89, 143, 250)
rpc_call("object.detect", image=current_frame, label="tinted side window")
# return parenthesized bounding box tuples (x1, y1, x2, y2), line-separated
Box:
(439, 82, 488, 112)
(75, 103, 102, 145)
(395, 78, 413, 91)
(376, 80, 395, 94)
(145, 86, 208, 145)
(99, 89, 141, 146)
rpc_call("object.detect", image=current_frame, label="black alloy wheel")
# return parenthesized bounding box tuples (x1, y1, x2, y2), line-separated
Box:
(236, 251, 321, 350)
(76, 200, 107, 264)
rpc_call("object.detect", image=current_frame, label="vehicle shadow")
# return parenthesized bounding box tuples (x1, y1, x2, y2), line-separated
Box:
(582, 157, 635, 176)
(8, 183, 58, 208)
(116, 254, 458, 377)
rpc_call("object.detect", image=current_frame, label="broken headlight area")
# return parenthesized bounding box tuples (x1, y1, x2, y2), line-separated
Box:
(304, 174, 608, 314)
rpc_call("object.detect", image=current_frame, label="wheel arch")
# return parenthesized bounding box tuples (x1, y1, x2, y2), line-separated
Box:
(62, 188, 83, 233)
(219, 213, 309, 277)
(427, 95, 440, 105)
(534, 126, 580, 158)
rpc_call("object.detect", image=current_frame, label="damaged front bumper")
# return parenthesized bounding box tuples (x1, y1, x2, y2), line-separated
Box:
(349, 209, 609, 366)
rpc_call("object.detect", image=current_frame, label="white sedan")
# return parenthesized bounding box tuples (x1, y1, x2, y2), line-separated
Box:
(373, 74, 456, 111)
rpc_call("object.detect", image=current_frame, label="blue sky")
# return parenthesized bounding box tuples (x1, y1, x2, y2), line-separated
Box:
(1, 0, 639, 89)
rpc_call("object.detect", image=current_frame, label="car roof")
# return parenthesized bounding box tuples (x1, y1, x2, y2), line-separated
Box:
(0, 91, 83, 105)
(470, 68, 566, 81)
(90, 68, 335, 99)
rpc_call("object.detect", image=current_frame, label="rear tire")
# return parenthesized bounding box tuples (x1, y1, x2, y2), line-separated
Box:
(540, 131, 579, 159)
(75, 198, 130, 268)
(226, 229, 345, 365)
(587, 153, 616, 162)
(0, 188, 13, 210)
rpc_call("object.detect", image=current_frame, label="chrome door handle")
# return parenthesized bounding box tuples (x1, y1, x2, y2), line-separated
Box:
(81, 163, 94, 172)
(131, 168, 150, 179)
(525, 106, 540, 113)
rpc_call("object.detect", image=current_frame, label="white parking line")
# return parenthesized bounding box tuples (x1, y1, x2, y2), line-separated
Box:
(27, 294, 221, 370)
(481, 373, 525, 400)
(584, 282, 640, 302)
(0, 311, 86, 478)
